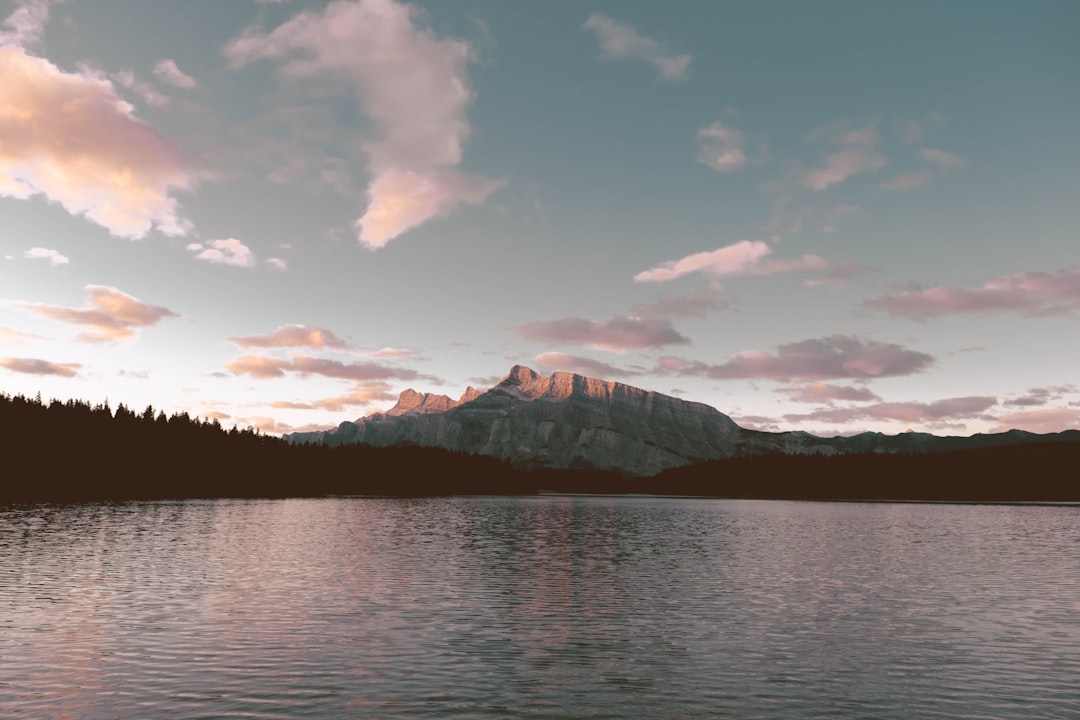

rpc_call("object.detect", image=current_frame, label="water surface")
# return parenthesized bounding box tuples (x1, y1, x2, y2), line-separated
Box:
(2, 497, 1078, 718)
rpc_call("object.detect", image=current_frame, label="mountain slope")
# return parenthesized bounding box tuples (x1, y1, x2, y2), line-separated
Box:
(285, 366, 1080, 476)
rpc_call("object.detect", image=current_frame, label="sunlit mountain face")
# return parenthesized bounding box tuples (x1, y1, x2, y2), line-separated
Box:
(1, 0, 1078, 441)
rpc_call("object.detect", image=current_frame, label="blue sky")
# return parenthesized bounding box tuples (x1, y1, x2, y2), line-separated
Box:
(2, 0, 1079, 436)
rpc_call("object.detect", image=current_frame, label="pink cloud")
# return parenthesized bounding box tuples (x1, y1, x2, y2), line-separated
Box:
(512, 315, 690, 353)
(920, 148, 966, 170)
(0, 356, 80, 377)
(697, 122, 746, 173)
(18, 285, 178, 342)
(990, 408, 1080, 434)
(633, 240, 772, 282)
(225, 354, 433, 382)
(783, 396, 998, 425)
(798, 124, 887, 190)
(0, 0, 51, 47)
(880, 169, 935, 191)
(534, 352, 641, 378)
(229, 324, 351, 350)
(356, 168, 503, 249)
(153, 59, 197, 89)
(781, 383, 882, 403)
(866, 267, 1080, 319)
(0, 45, 195, 238)
(224, 0, 502, 249)
(633, 284, 728, 319)
(634, 239, 848, 285)
(187, 238, 256, 267)
(0, 326, 42, 345)
(658, 335, 934, 382)
(23, 247, 68, 266)
(582, 13, 691, 81)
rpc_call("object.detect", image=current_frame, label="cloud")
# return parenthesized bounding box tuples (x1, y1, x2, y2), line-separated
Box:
(780, 383, 882, 403)
(0, 356, 80, 377)
(990, 408, 1080, 434)
(634, 239, 842, 285)
(534, 352, 641, 378)
(355, 168, 503, 249)
(920, 148, 966, 170)
(634, 240, 771, 282)
(153, 59, 197, 89)
(866, 266, 1080, 319)
(512, 314, 690, 353)
(229, 324, 352, 350)
(881, 147, 965, 191)
(0, 0, 51, 47)
(224, 0, 502, 248)
(0, 45, 195, 238)
(1003, 385, 1077, 407)
(657, 335, 934, 382)
(632, 284, 728, 319)
(798, 125, 887, 190)
(782, 396, 998, 425)
(583, 13, 690, 81)
(697, 122, 746, 173)
(23, 247, 68, 266)
(187, 238, 256, 267)
(271, 382, 397, 411)
(265, 257, 287, 271)
(0, 326, 42, 345)
(17, 285, 178, 342)
(112, 69, 169, 107)
(313, 383, 398, 411)
(225, 353, 433, 382)
(879, 169, 934, 191)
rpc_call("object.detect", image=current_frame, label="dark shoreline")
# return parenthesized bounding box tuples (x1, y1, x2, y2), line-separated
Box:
(4, 391, 1079, 504)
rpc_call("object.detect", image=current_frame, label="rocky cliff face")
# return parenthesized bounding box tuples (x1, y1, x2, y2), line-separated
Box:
(285, 365, 1080, 475)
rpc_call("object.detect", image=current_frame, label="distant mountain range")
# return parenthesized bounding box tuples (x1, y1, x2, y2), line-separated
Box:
(285, 365, 1080, 476)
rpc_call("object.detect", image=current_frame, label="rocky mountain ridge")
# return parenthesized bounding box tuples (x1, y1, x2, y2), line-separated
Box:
(285, 365, 1080, 476)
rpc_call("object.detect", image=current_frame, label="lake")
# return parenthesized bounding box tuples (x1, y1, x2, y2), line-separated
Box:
(2, 496, 1078, 718)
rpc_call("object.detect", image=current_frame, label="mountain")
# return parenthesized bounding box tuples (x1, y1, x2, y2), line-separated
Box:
(285, 365, 1080, 476)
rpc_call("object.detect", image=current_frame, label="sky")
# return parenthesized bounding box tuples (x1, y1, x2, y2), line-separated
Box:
(1, 0, 1079, 438)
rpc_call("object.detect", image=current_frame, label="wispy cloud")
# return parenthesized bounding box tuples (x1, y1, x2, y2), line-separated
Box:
(879, 169, 935, 191)
(696, 122, 746, 173)
(272, 382, 398, 412)
(1003, 385, 1077, 407)
(153, 59, 197, 89)
(880, 147, 965, 191)
(187, 238, 256, 267)
(634, 239, 843, 285)
(512, 315, 690, 353)
(112, 69, 169, 107)
(0, 326, 42, 345)
(0, 356, 81, 377)
(229, 324, 352, 350)
(224, 0, 503, 249)
(0, 45, 195, 238)
(265, 257, 288, 271)
(866, 266, 1080, 319)
(798, 124, 886, 190)
(17, 285, 179, 342)
(582, 13, 690, 81)
(0, 0, 52, 47)
(225, 353, 434, 382)
(23, 247, 68, 266)
(779, 383, 882, 403)
(990, 408, 1080, 434)
(782, 396, 997, 425)
(657, 335, 934, 382)
(534, 352, 642, 378)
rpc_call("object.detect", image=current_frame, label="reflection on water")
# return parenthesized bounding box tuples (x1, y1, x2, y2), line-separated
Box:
(2, 497, 1079, 718)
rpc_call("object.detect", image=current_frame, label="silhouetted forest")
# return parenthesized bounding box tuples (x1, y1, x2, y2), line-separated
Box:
(2, 391, 1077, 503)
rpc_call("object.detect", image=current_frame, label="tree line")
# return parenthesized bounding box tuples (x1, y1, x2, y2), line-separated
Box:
(2, 391, 1077, 503)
